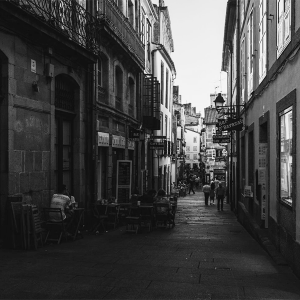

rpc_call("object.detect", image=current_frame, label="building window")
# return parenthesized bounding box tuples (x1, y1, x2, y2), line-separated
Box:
(186, 146, 190, 151)
(98, 58, 102, 87)
(259, 0, 267, 82)
(193, 154, 197, 160)
(241, 36, 246, 103)
(186, 154, 190, 159)
(115, 66, 123, 111)
(161, 62, 164, 105)
(279, 106, 293, 206)
(128, 77, 135, 116)
(165, 69, 169, 109)
(193, 146, 197, 151)
(247, 8, 254, 96)
(128, 0, 134, 26)
(240, 0, 245, 26)
(277, 0, 291, 57)
(165, 115, 168, 136)
(98, 116, 109, 128)
(193, 137, 197, 143)
(160, 113, 163, 134)
(146, 19, 151, 62)
(140, 9, 145, 44)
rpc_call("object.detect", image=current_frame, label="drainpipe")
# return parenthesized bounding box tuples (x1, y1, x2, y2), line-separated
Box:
(236, 0, 241, 215)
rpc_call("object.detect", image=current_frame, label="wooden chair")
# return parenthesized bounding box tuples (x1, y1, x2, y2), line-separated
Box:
(43, 208, 68, 244)
(139, 206, 153, 232)
(11, 202, 27, 249)
(118, 203, 130, 225)
(125, 206, 141, 234)
(29, 205, 45, 249)
(106, 204, 119, 229)
(91, 204, 108, 233)
(154, 203, 175, 228)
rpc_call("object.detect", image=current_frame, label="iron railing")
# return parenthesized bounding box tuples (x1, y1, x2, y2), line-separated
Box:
(97, 0, 145, 68)
(8, 0, 98, 54)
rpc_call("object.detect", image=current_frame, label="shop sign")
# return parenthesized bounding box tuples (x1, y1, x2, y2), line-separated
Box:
(217, 117, 244, 132)
(112, 135, 125, 148)
(129, 128, 140, 140)
(213, 134, 231, 143)
(128, 140, 135, 150)
(98, 132, 109, 147)
(244, 185, 253, 197)
(149, 141, 165, 150)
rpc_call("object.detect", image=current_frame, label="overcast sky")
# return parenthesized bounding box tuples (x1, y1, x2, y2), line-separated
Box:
(152, 0, 228, 116)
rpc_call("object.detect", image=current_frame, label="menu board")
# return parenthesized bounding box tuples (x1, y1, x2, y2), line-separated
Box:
(117, 188, 131, 203)
(118, 161, 131, 185)
(116, 160, 132, 202)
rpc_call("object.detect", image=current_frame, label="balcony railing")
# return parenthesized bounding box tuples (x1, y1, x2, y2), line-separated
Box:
(9, 0, 98, 54)
(97, 0, 145, 68)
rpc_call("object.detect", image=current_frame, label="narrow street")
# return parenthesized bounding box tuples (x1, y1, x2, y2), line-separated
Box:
(1, 192, 300, 299)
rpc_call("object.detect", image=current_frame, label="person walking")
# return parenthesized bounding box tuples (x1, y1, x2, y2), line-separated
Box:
(202, 182, 211, 206)
(188, 174, 195, 194)
(216, 183, 226, 211)
(209, 188, 215, 205)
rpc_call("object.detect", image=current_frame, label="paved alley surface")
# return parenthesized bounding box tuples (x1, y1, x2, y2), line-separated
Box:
(1, 192, 300, 299)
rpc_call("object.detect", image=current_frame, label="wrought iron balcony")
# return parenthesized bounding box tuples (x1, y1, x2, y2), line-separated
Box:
(8, 0, 98, 54)
(97, 0, 145, 69)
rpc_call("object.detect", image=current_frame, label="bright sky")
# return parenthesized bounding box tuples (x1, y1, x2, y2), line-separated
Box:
(152, 0, 228, 116)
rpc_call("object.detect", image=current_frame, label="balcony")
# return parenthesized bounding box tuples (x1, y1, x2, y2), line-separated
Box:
(3, 0, 98, 56)
(142, 74, 161, 130)
(97, 0, 145, 69)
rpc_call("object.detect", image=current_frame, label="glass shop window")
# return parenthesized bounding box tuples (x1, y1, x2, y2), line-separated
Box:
(279, 106, 293, 206)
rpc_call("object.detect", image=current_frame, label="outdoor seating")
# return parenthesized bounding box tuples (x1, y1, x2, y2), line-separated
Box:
(91, 203, 108, 233)
(68, 207, 85, 240)
(139, 205, 154, 232)
(10, 203, 45, 250)
(125, 206, 141, 234)
(106, 204, 119, 229)
(154, 203, 175, 228)
(43, 208, 68, 244)
(29, 205, 45, 249)
(11, 202, 27, 249)
(118, 203, 131, 225)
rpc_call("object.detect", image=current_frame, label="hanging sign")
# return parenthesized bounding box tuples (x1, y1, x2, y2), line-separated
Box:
(217, 118, 244, 132)
(128, 140, 135, 150)
(149, 141, 165, 149)
(213, 134, 231, 143)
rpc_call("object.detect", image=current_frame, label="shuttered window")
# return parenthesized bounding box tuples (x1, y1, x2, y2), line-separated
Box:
(277, 0, 291, 57)
(259, 0, 267, 83)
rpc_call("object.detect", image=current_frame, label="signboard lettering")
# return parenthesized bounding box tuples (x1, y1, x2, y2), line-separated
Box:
(213, 135, 231, 143)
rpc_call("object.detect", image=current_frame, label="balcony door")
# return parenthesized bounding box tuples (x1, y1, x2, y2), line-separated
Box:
(55, 75, 76, 193)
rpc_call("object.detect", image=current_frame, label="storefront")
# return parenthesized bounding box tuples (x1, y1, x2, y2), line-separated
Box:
(97, 132, 109, 200)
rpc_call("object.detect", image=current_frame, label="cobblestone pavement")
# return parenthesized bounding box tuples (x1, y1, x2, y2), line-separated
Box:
(1, 192, 300, 299)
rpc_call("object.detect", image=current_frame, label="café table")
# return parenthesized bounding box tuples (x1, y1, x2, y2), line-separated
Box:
(69, 208, 84, 240)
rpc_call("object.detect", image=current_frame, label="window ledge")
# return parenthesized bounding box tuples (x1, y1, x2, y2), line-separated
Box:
(280, 198, 292, 209)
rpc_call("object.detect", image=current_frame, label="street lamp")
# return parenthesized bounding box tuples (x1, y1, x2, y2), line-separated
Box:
(213, 93, 246, 210)
(213, 93, 233, 208)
